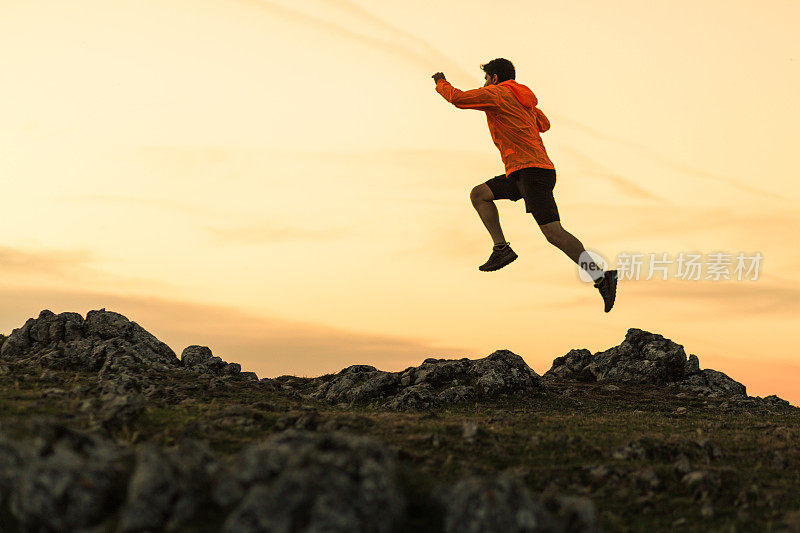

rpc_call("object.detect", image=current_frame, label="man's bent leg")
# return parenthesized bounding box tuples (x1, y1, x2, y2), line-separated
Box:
(470, 184, 507, 246)
(538, 220, 604, 281)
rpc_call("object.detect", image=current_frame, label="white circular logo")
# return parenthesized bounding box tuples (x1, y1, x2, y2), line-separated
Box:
(577, 250, 608, 283)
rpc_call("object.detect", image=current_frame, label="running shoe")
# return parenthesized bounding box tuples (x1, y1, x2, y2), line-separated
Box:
(479, 243, 518, 272)
(594, 269, 618, 312)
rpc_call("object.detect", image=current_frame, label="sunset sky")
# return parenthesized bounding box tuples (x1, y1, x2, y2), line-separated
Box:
(2, 1, 798, 403)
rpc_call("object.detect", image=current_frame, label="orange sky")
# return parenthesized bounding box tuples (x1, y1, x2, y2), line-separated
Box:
(1, 0, 798, 404)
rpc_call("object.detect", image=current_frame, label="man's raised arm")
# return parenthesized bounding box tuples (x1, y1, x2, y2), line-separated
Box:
(432, 72, 497, 110)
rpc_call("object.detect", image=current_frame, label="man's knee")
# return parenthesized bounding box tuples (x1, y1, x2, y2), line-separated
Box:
(470, 183, 493, 204)
(544, 232, 560, 245)
(539, 221, 563, 244)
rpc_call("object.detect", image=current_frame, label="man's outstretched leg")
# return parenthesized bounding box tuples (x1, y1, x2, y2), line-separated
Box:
(470, 184, 518, 272)
(539, 220, 618, 312)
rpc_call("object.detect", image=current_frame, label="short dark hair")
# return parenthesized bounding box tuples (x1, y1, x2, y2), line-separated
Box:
(480, 58, 515, 82)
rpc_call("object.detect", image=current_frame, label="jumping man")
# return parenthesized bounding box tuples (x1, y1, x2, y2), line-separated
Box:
(432, 58, 618, 312)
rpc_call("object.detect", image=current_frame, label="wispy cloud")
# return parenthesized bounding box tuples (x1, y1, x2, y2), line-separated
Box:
(240, 0, 790, 207)
(559, 146, 668, 203)
(319, 0, 474, 79)
(0, 246, 95, 275)
(621, 278, 800, 317)
(204, 221, 349, 244)
(236, 0, 473, 80)
(396, 223, 486, 261)
(551, 203, 800, 248)
(61, 193, 227, 217)
(555, 115, 789, 203)
(0, 245, 173, 293)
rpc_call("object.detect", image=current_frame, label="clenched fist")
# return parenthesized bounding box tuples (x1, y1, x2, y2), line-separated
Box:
(432, 72, 446, 83)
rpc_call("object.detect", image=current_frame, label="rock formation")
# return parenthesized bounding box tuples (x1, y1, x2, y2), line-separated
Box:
(545, 328, 747, 398)
(0, 421, 599, 532)
(0, 309, 177, 373)
(311, 349, 546, 409)
(0, 308, 795, 531)
(0, 309, 252, 384)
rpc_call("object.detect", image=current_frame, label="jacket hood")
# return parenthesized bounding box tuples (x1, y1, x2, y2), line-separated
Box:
(499, 80, 550, 133)
(499, 80, 537, 107)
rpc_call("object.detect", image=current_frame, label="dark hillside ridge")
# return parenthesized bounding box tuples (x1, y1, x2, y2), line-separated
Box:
(0, 309, 790, 409)
(0, 309, 795, 532)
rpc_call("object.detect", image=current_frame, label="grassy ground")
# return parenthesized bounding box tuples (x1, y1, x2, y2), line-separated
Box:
(1, 362, 798, 532)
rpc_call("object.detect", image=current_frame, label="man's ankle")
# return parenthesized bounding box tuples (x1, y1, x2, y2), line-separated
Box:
(493, 241, 510, 250)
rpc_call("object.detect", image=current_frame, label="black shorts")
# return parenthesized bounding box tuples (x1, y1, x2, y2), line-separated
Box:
(485, 166, 560, 225)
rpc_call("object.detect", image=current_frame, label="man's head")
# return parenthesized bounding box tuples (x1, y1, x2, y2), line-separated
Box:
(481, 58, 515, 86)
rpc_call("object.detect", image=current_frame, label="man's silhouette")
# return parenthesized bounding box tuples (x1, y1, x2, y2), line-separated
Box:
(433, 58, 617, 312)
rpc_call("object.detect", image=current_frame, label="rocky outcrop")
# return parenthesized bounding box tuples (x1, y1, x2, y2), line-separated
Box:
(0, 422, 128, 531)
(0, 309, 796, 530)
(0, 309, 258, 382)
(546, 328, 691, 386)
(119, 440, 221, 532)
(312, 349, 546, 409)
(545, 328, 749, 398)
(0, 424, 406, 531)
(0, 424, 592, 532)
(680, 368, 746, 397)
(442, 474, 599, 533)
(442, 474, 558, 532)
(0, 311, 792, 412)
(181, 345, 257, 380)
(0, 309, 178, 373)
(217, 430, 406, 532)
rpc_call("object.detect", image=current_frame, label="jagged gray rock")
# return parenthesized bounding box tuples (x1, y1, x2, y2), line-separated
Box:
(119, 440, 219, 532)
(5, 309, 796, 530)
(0, 309, 261, 386)
(730, 394, 794, 410)
(685, 353, 700, 374)
(758, 395, 792, 408)
(95, 392, 146, 432)
(0, 309, 178, 373)
(2, 422, 126, 531)
(217, 430, 406, 533)
(681, 368, 747, 397)
(312, 350, 545, 409)
(442, 474, 564, 533)
(544, 328, 754, 399)
(0, 437, 27, 496)
(546, 328, 688, 386)
(0, 425, 600, 532)
(181, 345, 245, 377)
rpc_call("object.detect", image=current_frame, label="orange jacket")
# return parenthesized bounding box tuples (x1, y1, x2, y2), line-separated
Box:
(435, 78, 554, 174)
